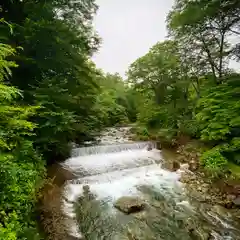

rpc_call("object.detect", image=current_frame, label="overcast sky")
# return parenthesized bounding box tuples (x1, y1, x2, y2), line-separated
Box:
(92, 0, 174, 77)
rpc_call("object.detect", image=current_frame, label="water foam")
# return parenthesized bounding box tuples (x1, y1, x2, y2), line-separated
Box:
(63, 147, 161, 176)
(71, 141, 156, 157)
(61, 129, 239, 239)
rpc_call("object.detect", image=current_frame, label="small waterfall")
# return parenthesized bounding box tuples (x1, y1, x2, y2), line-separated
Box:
(62, 144, 160, 177)
(62, 138, 165, 239)
(71, 141, 156, 157)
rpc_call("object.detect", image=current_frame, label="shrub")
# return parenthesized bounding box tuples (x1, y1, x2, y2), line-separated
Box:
(221, 137, 240, 165)
(136, 126, 149, 137)
(178, 118, 200, 138)
(201, 147, 228, 175)
(196, 78, 240, 142)
(0, 43, 45, 239)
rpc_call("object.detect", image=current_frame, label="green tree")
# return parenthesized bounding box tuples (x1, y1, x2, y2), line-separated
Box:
(1, 0, 101, 160)
(0, 42, 44, 240)
(95, 73, 129, 126)
(0, 1, 104, 238)
(127, 0, 240, 171)
(167, 0, 240, 83)
(127, 40, 191, 132)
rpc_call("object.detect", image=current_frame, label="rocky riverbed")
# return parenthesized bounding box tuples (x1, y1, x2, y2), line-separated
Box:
(171, 141, 240, 210)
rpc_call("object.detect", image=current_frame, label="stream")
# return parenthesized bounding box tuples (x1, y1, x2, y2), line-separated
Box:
(57, 127, 240, 240)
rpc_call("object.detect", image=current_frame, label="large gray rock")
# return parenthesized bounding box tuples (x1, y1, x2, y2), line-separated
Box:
(233, 196, 240, 206)
(114, 196, 145, 214)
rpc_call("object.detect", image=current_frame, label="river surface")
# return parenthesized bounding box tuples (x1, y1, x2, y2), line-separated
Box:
(59, 127, 240, 240)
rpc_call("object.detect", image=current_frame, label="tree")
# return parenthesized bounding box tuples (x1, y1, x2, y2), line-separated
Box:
(127, 40, 192, 130)
(0, 1, 105, 238)
(0, 42, 44, 240)
(1, 0, 102, 160)
(94, 73, 129, 126)
(127, 0, 240, 172)
(167, 0, 240, 83)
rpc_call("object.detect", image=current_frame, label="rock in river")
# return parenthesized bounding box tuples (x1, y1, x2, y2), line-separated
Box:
(233, 196, 240, 207)
(189, 160, 198, 171)
(172, 161, 180, 171)
(114, 196, 145, 214)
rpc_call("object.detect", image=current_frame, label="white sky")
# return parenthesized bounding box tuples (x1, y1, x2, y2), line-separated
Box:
(92, 0, 174, 77)
(92, 0, 239, 76)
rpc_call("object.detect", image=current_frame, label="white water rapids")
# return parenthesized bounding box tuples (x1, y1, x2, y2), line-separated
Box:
(60, 127, 240, 240)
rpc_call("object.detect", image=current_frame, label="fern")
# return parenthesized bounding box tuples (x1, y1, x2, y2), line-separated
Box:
(0, 43, 17, 80)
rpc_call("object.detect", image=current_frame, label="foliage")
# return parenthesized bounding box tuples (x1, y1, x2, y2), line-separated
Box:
(200, 147, 228, 175)
(221, 137, 240, 164)
(126, 0, 240, 173)
(0, 43, 17, 80)
(1, 0, 101, 161)
(95, 73, 129, 126)
(0, 1, 134, 238)
(167, 0, 240, 82)
(130, 126, 150, 141)
(0, 0, 104, 238)
(0, 43, 45, 239)
(127, 40, 190, 133)
(197, 76, 240, 142)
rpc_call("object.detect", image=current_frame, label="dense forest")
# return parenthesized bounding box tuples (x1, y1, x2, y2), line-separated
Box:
(0, 1, 129, 239)
(0, 0, 240, 239)
(127, 0, 240, 175)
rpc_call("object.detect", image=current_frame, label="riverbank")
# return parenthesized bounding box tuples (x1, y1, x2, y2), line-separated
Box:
(175, 142, 240, 209)
(39, 164, 78, 240)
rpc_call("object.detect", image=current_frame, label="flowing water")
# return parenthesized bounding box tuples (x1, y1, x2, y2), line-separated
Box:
(60, 127, 240, 240)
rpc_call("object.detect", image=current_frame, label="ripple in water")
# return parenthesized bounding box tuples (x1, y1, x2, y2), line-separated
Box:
(61, 127, 240, 240)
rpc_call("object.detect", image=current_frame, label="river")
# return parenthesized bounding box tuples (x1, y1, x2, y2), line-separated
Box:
(50, 127, 240, 240)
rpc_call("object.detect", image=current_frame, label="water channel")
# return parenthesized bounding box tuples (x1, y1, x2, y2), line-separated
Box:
(57, 127, 240, 240)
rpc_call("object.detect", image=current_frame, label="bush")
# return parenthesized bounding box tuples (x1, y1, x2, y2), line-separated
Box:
(201, 147, 228, 175)
(137, 100, 169, 129)
(135, 126, 149, 137)
(129, 126, 150, 141)
(0, 150, 45, 240)
(196, 78, 240, 142)
(178, 118, 200, 138)
(0, 43, 45, 239)
(221, 137, 240, 165)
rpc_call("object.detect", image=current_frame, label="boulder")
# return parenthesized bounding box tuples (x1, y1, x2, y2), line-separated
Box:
(180, 172, 196, 183)
(114, 196, 145, 214)
(180, 173, 191, 183)
(82, 185, 90, 193)
(127, 228, 138, 240)
(227, 194, 236, 201)
(147, 146, 152, 151)
(189, 160, 198, 171)
(156, 141, 161, 150)
(233, 196, 240, 207)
